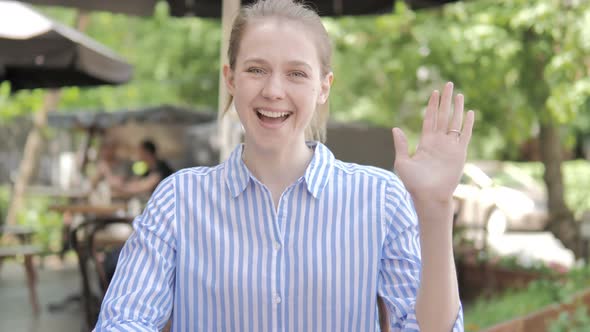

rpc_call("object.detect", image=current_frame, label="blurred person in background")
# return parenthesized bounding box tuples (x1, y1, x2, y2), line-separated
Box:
(109, 139, 173, 198)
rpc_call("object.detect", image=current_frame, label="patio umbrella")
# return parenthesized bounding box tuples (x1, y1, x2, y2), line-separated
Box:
(0, 1, 133, 90)
(47, 105, 216, 130)
(169, 0, 397, 17)
(16, 0, 158, 16)
(19, 0, 396, 17)
(165, 0, 460, 17)
(18, 0, 457, 16)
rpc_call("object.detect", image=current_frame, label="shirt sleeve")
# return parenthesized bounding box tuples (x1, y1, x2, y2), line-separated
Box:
(378, 176, 463, 332)
(94, 176, 177, 331)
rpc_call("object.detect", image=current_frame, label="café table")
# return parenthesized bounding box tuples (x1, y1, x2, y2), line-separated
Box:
(47, 203, 136, 328)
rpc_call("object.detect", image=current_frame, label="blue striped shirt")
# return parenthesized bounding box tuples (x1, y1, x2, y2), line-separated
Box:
(95, 142, 463, 331)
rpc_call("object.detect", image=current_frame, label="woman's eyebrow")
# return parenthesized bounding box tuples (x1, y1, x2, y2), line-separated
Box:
(286, 60, 312, 71)
(243, 58, 268, 65)
(242, 58, 312, 71)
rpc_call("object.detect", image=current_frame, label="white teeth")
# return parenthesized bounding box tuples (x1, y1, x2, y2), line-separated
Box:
(257, 109, 290, 118)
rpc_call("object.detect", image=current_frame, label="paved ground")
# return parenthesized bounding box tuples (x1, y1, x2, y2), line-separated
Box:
(0, 256, 84, 332)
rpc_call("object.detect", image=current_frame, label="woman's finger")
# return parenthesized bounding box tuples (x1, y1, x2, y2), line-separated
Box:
(460, 110, 475, 145)
(449, 93, 464, 133)
(392, 128, 408, 169)
(422, 90, 439, 134)
(436, 82, 454, 133)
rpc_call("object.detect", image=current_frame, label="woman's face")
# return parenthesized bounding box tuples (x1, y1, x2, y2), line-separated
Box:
(224, 17, 332, 151)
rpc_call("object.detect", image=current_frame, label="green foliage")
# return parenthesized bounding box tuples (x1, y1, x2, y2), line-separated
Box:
(17, 206, 62, 253)
(464, 266, 590, 331)
(14, 193, 64, 253)
(323, 0, 590, 160)
(416, 0, 590, 158)
(2, 0, 589, 162)
(0, 185, 9, 224)
(1, 3, 221, 119)
(0, 185, 63, 252)
(464, 279, 559, 331)
(0, 84, 45, 118)
(549, 306, 590, 332)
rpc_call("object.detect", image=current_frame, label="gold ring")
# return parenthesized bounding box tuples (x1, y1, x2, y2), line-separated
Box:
(447, 129, 461, 138)
(447, 129, 461, 136)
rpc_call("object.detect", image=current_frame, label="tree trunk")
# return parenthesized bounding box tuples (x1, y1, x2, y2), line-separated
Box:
(5, 90, 61, 225)
(518, 28, 581, 257)
(539, 121, 581, 257)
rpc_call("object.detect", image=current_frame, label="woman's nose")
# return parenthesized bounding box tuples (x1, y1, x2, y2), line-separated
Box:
(261, 73, 285, 100)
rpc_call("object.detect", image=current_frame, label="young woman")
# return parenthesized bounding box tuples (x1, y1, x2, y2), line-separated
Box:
(95, 0, 473, 331)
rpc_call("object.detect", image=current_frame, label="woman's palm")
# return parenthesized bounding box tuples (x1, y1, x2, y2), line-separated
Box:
(393, 83, 475, 203)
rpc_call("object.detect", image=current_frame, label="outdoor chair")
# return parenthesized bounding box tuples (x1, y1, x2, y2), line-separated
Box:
(70, 215, 133, 328)
(0, 225, 42, 315)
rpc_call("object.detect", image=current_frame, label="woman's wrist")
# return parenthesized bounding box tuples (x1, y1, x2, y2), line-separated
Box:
(413, 197, 453, 221)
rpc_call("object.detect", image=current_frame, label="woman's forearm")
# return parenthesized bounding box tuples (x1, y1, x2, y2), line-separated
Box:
(414, 200, 460, 332)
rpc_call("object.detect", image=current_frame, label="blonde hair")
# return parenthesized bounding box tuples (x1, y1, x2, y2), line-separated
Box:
(225, 0, 333, 142)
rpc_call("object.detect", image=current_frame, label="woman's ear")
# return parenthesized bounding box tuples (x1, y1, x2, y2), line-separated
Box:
(318, 72, 334, 104)
(223, 65, 235, 95)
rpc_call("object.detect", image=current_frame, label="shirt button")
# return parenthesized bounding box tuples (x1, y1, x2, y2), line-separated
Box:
(274, 294, 282, 304)
(273, 242, 281, 251)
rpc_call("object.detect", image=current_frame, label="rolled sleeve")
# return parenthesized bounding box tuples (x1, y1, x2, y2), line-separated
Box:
(379, 176, 463, 331)
(94, 177, 177, 331)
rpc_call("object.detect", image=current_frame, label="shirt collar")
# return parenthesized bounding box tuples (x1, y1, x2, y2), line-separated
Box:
(225, 142, 335, 199)
(225, 144, 250, 198)
(303, 142, 335, 198)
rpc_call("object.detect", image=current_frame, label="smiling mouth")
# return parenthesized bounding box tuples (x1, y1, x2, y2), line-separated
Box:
(255, 108, 292, 124)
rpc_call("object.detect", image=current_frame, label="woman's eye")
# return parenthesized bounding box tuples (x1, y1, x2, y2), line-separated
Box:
(247, 67, 265, 74)
(289, 71, 307, 78)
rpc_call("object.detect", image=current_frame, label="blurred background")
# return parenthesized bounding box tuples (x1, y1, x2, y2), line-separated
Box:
(0, 0, 589, 331)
